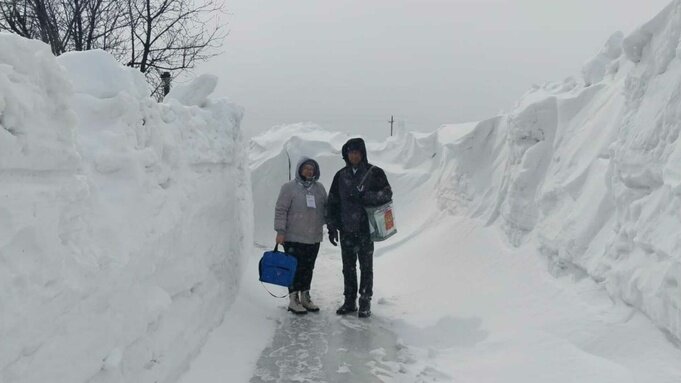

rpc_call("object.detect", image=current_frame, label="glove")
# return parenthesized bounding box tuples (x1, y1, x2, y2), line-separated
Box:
(328, 229, 338, 246)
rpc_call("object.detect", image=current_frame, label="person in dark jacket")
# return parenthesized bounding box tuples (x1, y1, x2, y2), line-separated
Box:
(274, 157, 327, 314)
(326, 138, 392, 318)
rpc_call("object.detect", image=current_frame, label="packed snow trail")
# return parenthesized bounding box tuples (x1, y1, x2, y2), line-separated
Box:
(248, 247, 450, 383)
(180, 246, 451, 383)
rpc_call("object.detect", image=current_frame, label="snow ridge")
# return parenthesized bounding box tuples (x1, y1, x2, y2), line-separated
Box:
(447, 0, 681, 343)
(0, 34, 251, 382)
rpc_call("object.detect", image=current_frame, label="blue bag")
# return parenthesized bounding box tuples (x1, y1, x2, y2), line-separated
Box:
(259, 244, 297, 296)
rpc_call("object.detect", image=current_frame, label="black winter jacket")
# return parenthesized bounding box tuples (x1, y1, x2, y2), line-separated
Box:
(326, 138, 393, 235)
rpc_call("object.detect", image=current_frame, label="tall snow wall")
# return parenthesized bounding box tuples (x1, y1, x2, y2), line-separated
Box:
(0, 33, 252, 382)
(434, 0, 681, 343)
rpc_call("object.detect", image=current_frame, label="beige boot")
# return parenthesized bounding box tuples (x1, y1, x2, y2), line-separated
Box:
(300, 290, 320, 312)
(288, 292, 307, 315)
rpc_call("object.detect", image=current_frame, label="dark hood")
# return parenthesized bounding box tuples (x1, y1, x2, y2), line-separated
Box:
(341, 138, 368, 167)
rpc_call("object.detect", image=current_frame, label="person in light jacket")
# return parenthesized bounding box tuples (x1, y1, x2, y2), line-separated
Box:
(274, 157, 328, 314)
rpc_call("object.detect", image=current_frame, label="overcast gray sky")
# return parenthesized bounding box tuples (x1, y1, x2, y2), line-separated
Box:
(193, 0, 671, 139)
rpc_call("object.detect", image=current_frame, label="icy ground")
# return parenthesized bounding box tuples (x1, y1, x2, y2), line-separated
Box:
(180, 248, 457, 383)
(248, 247, 447, 383)
(180, 246, 448, 383)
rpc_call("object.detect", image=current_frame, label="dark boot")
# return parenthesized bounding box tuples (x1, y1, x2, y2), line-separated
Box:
(336, 296, 357, 315)
(358, 297, 371, 318)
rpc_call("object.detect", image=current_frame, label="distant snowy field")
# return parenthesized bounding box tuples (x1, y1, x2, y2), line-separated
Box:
(0, 33, 252, 382)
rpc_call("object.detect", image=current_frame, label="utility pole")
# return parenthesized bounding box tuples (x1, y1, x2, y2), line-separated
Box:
(389, 115, 395, 137)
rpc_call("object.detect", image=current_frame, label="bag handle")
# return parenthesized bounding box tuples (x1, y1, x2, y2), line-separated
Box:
(261, 282, 291, 298)
(274, 243, 294, 257)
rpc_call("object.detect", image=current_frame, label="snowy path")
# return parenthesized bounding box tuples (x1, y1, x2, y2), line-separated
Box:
(250, 309, 402, 382)
(180, 246, 449, 383)
(248, 248, 449, 383)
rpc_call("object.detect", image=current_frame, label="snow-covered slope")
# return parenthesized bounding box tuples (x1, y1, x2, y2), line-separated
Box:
(251, 0, 681, 347)
(457, 0, 681, 343)
(0, 33, 252, 382)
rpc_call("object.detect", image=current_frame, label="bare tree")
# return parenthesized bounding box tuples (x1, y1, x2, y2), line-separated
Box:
(68, 0, 128, 55)
(0, 1, 31, 38)
(0, 0, 125, 55)
(0, 0, 70, 54)
(125, 0, 225, 95)
(0, 0, 226, 96)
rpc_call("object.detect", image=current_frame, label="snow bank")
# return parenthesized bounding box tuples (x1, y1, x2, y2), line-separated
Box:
(249, 123, 348, 246)
(441, 0, 681, 342)
(249, 122, 442, 248)
(0, 35, 79, 170)
(582, 32, 624, 86)
(249, 0, 681, 344)
(0, 33, 251, 382)
(166, 74, 218, 107)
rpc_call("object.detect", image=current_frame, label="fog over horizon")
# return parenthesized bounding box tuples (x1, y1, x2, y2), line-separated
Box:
(192, 0, 671, 139)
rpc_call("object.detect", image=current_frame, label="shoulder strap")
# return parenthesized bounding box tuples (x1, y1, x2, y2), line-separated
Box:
(358, 165, 375, 190)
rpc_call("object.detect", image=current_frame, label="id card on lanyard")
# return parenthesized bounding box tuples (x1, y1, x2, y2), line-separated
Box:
(306, 194, 316, 208)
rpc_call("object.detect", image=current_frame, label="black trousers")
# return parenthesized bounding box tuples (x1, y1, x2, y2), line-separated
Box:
(284, 242, 320, 292)
(340, 232, 374, 300)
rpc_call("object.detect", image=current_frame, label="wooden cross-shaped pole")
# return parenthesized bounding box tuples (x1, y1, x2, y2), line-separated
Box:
(389, 115, 395, 137)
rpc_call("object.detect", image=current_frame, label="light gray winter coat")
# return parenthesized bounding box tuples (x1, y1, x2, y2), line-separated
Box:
(274, 157, 327, 244)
